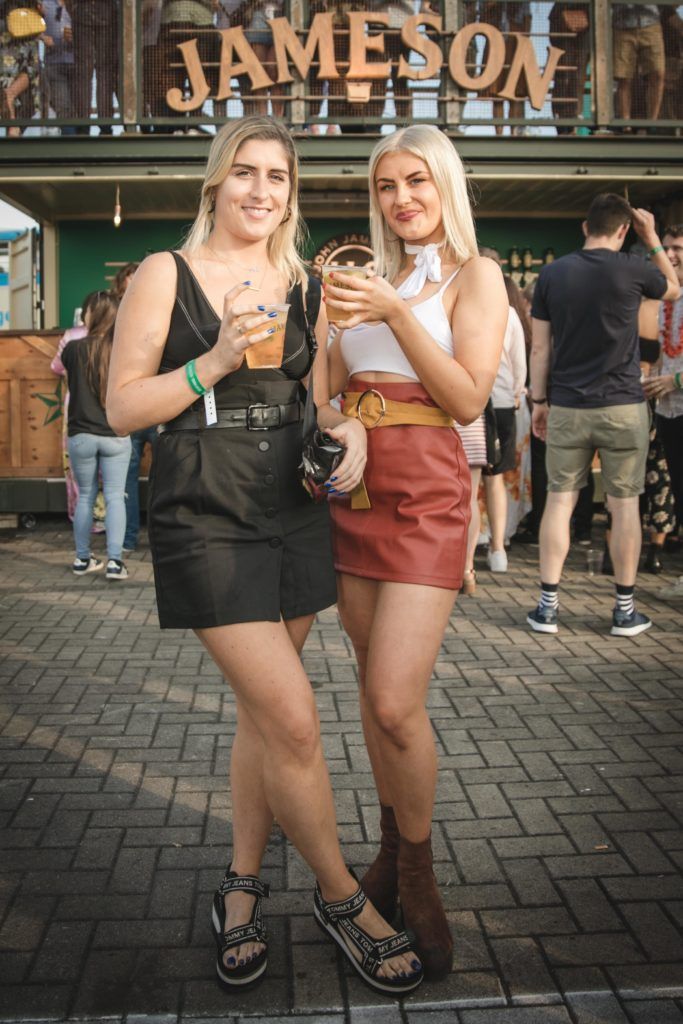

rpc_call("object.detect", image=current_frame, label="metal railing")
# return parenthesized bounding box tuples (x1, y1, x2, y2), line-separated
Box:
(0, 0, 680, 136)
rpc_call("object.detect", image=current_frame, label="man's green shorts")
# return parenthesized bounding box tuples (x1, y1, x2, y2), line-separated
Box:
(546, 402, 649, 498)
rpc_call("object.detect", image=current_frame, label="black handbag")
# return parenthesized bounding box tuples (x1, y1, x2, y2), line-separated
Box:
(298, 284, 345, 501)
(483, 398, 502, 472)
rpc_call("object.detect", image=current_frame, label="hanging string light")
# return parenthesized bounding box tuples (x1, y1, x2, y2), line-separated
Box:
(113, 184, 122, 228)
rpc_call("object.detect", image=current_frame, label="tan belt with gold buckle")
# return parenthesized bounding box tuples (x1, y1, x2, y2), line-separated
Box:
(342, 389, 455, 509)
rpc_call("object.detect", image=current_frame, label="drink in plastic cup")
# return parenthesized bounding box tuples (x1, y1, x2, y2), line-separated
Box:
(322, 265, 370, 324)
(243, 303, 290, 369)
(586, 548, 604, 575)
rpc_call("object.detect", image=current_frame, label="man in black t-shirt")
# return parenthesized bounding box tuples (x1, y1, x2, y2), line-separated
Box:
(528, 193, 679, 637)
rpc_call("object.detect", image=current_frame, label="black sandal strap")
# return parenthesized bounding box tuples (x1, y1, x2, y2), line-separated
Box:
(319, 886, 366, 919)
(315, 883, 413, 978)
(375, 930, 413, 959)
(218, 874, 270, 899)
(220, 923, 262, 953)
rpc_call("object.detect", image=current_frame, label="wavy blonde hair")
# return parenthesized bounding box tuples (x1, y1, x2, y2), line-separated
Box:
(183, 116, 308, 289)
(368, 125, 478, 283)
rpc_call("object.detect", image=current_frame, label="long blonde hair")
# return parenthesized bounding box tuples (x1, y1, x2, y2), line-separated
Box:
(368, 125, 478, 283)
(183, 116, 308, 289)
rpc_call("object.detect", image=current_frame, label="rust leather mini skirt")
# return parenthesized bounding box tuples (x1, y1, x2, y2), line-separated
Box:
(329, 378, 471, 590)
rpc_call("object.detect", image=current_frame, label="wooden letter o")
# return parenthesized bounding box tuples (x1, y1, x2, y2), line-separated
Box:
(449, 22, 505, 92)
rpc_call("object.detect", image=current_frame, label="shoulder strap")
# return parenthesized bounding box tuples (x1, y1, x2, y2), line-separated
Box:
(305, 272, 322, 326)
(437, 269, 460, 295)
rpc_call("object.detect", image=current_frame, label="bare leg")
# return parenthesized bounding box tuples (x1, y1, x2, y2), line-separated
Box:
(222, 613, 313, 968)
(645, 71, 664, 120)
(464, 467, 482, 577)
(538, 490, 579, 583)
(4, 72, 29, 136)
(197, 618, 417, 979)
(606, 494, 642, 586)
(492, 98, 504, 135)
(615, 78, 632, 119)
(338, 576, 455, 842)
(338, 575, 456, 979)
(484, 472, 508, 554)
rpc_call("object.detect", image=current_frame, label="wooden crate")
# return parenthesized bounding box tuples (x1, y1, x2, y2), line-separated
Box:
(0, 332, 63, 478)
(0, 330, 152, 483)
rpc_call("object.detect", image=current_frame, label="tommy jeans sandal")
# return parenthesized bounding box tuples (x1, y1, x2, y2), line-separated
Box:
(211, 869, 269, 988)
(313, 881, 423, 995)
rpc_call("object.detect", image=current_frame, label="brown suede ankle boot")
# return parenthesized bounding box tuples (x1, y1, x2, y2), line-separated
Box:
(360, 804, 399, 922)
(398, 834, 453, 980)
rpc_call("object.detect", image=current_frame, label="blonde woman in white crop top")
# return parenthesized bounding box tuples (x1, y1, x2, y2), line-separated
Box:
(322, 125, 508, 982)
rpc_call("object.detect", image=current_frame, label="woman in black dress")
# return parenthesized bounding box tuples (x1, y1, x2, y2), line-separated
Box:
(107, 116, 422, 996)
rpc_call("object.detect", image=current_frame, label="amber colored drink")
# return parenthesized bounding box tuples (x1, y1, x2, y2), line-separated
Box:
(243, 304, 290, 369)
(322, 265, 370, 324)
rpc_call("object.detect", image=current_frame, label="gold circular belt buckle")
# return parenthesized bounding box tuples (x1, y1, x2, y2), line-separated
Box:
(356, 388, 387, 429)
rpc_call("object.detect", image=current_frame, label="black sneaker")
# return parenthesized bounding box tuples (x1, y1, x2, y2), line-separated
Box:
(526, 604, 559, 634)
(106, 559, 128, 581)
(610, 609, 652, 637)
(72, 556, 103, 576)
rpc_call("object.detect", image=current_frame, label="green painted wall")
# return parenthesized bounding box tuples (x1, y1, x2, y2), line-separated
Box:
(58, 220, 191, 327)
(57, 215, 583, 327)
(477, 219, 583, 263)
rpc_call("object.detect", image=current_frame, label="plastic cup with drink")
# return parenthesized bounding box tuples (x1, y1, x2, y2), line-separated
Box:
(242, 303, 290, 369)
(322, 264, 371, 324)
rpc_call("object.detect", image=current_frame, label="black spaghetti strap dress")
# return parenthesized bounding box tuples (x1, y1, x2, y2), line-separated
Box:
(147, 252, 337, 629)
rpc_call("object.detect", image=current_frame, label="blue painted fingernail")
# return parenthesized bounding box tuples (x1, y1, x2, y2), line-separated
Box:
(257, 305, 266, 311)
(243, 280, 251, 285)
(268, 311, 277, 318)
(330, 476, 338, 481)
(238, 958, 245, 966)
(411, 959, 421, 970)
(267, 327, 276, 335)
(227, 956, 236, 966)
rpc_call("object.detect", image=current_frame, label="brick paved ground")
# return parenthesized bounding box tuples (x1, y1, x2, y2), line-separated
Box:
(1, 516, 682, 1024)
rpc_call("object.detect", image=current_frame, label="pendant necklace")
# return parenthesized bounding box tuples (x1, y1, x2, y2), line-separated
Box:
(205, 243, 268, 291)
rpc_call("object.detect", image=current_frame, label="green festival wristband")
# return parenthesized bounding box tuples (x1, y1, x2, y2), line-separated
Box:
(648, 245, 664, 257)
(675, 371, 682, 390)
(185, 358, 208, 396)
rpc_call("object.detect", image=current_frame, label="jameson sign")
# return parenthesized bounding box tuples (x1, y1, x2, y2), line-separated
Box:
(168, 15, 564, 112)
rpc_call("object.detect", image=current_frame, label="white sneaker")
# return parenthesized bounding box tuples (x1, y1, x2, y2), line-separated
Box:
(659, 575, 683, 599)
(106, 559, 128, 581)
(72, 556, 103, 576)
(487, 548, 508, 573)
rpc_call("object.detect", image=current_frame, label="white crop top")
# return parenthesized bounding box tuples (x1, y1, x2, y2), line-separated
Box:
(340, 270, 460, 382)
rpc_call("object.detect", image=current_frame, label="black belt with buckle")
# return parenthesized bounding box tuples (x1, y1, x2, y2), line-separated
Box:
(159, 402, 302, 433)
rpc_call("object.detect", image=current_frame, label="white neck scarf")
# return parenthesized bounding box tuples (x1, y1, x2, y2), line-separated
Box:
(396, 243, 443, 299)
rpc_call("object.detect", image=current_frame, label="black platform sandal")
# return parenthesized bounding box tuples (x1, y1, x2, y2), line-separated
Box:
(313, 881, 423, 996)
(211, 869, 270, 989)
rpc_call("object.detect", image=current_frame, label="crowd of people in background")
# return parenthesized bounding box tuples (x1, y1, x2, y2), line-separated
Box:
(49, 205, 683, 616)
(1, 0, 682, 134)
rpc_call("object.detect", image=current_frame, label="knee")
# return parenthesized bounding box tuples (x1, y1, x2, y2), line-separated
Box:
(272, 705, 321, 765)
(366, 694, 420, 751)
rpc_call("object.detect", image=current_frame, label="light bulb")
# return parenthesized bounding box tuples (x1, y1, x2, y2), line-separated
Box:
(113, 185, 122, 228)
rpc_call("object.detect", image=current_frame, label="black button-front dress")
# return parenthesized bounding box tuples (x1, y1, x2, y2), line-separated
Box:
(147, 252, 337, 629)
